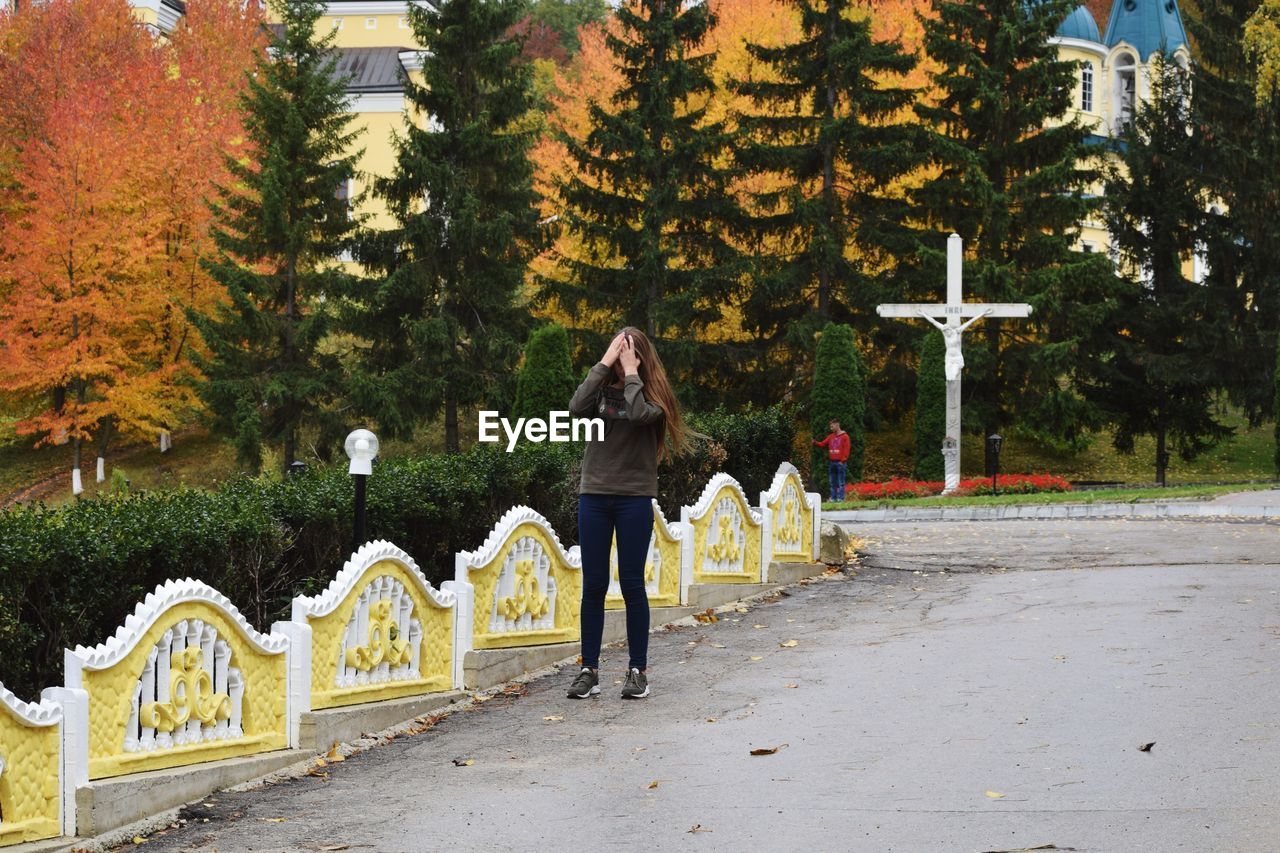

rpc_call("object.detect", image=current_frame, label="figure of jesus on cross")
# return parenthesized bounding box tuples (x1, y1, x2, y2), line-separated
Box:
(876, 234, 1032, 494)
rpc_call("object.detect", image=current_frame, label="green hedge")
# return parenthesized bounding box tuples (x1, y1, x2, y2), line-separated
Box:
(0, 407, 794, 698)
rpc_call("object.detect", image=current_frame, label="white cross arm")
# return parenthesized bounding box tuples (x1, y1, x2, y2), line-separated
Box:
(876, 303, 1033, 319)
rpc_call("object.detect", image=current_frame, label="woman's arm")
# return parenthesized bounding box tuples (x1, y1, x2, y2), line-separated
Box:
(622, 375, 665, 425)
(568, 363, 611, 416)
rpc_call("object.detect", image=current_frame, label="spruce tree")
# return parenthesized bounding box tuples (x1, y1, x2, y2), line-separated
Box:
(542, 0, 745, 402)
(513, 324, 576, 421)
(347, 0, 541, 451)
(914, 330, 946, 481)
(912, 0, 1111, 457)
(1191, 0, 1280, 424)
(732, 0, 922, 398)
(192, 0, 360, 473)
(1080, 55, 1231, 486)
(809, 323, 865, 495)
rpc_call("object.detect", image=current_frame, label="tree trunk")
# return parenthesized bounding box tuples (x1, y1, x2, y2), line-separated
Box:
(445, 390, 459, 454)
(283, 424, 297, 476)
(1155, 424, 1167, 487)
(95, 418, 114, 483)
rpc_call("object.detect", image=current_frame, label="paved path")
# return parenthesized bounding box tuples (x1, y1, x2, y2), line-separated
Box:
(1212, 488, 1280, 505)
(120, 519, 1280, 853)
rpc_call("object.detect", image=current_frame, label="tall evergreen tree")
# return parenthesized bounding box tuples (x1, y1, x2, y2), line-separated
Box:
(914, 330, 946, 480)
(541, 0, 746, 402)
(513, 323, 576, 421)
(809, 322, 866, 493)
(1080, 55, 1231, 485)
(192, 0, 360, 473)
(347, 0, 541, 452)
(1191, 0, 1280, 425)
(731, 0, 923, 408)
(912, 0, 1111, 458)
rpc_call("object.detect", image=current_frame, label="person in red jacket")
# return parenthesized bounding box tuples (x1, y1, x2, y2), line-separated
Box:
(813, 420, 850, 502)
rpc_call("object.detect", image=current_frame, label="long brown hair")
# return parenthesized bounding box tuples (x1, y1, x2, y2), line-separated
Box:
(617, 326, 699, 461)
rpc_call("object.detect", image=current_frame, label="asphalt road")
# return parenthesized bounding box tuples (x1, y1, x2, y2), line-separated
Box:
(121, 518, 1280, 853)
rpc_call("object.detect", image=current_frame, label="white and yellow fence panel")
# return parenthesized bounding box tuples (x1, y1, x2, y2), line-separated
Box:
(760, 462, 821, 564)
(605, 500, 691, 609)
(0, 685, 63, 847)
(447, 506, 583, 681)
(681, 473, 766, 584)
(65, 579, 291, 780)
(288, 541, 457, 714)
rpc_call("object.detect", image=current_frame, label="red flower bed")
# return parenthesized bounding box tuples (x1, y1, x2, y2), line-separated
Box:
(846, 473, 1071, 500)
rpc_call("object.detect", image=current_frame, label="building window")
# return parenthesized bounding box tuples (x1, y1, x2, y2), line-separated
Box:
(1081, 65, 1094, 113)
(1114, 52, 1136, 133)
(399, 16, 409, 28)
(335, 178, 351, 219)
(365, 17, 377, 29)
(331, 17, 344, 30)
(1080, 241, 1095, 253)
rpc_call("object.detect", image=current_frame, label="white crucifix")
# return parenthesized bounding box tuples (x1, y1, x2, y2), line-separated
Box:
(876, 234, 1032, 495)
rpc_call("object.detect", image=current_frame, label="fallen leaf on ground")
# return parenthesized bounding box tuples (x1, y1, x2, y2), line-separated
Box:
(750, 743, 787, 756)
(452, 758, 474, 766)
(1138, 742, 1155, 752)
(259, 817, 287, 822)
(784, 683, 799, 689)
(543, 715, 564, 722)
(753, 624, 767, 629)
(472, 695, 491, 703)
(706, 717, 717, 723)
(748, 656, 763, 662)
(985, 790, 1005, 799)
(735, 607, 749, 613)
(687, 824, 711, 833)
(648, 780, 660, 789)
(132, 837, 147, 844)
(317, 846, 350, 852)
(325, 744, 345, 762)
(780, 640, 798, 648)
(711, 643, 726, 649)
(305, 768, 329, 778)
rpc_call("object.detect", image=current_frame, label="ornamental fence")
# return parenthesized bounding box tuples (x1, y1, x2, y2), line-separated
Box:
(0, 463, 820, 845)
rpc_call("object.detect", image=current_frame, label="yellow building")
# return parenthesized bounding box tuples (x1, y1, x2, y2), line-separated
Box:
(1049, 0, 1197, 271)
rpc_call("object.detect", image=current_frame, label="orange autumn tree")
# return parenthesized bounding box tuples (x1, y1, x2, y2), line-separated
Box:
(135, 0, 265, 441)
(0, 0, 261, 490)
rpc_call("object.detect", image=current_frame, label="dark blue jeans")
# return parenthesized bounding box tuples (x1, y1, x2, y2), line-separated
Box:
(578, 494, 653, 671)
(828, 461, 847, 502)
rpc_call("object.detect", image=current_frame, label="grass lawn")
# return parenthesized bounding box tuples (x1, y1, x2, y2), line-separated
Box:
(862, 411, 1276, 484)
(823, 482, 1278, 511)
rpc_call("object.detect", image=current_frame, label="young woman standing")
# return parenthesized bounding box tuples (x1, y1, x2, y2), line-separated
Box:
(565, 327, 694, 699)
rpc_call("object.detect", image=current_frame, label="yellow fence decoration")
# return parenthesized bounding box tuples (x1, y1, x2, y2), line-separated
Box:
(291, 541, 456, 711)
(605, 500, 687, 609)
(681, 473, 765, 584)
(761, 462, 820, 563)
(65, 579, 291, 780)
(450, 506, 583, 651)
(0, 685, 62, 847)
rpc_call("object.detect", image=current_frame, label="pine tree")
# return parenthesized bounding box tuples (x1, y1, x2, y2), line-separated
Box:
(191, 0, 360, 473)
(513, 324, 576, 421)
(912, 0, 1111, 457)
(347, 0, 541, 452)
(1080, 54, 1231, 486)
(732, 0, 922, 395)
(1192, 0, 1280, 425)
(914, 330, 946, 480)
(809, 323, 865, 495)
(541, 0, 746, 401)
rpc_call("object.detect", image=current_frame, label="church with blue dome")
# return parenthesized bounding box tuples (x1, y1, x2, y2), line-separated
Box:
(1049, 0, 1193, 257)
(1051, 0, 1190, 137)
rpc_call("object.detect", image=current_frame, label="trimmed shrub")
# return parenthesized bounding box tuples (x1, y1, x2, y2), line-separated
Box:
(1274, 332, 1279, 476)
(809, 323, 866, 495)
(914, 330, 946, 480)
(513, 323, 577, 421)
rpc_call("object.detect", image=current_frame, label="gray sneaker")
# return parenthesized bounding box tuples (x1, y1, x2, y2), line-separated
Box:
(567, 667, 599, 698)
(621, 667, 649, 699)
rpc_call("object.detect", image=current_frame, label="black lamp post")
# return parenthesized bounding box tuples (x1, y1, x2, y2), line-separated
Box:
(344, 429, 379, 550)
(986, 434, 1003, 495)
